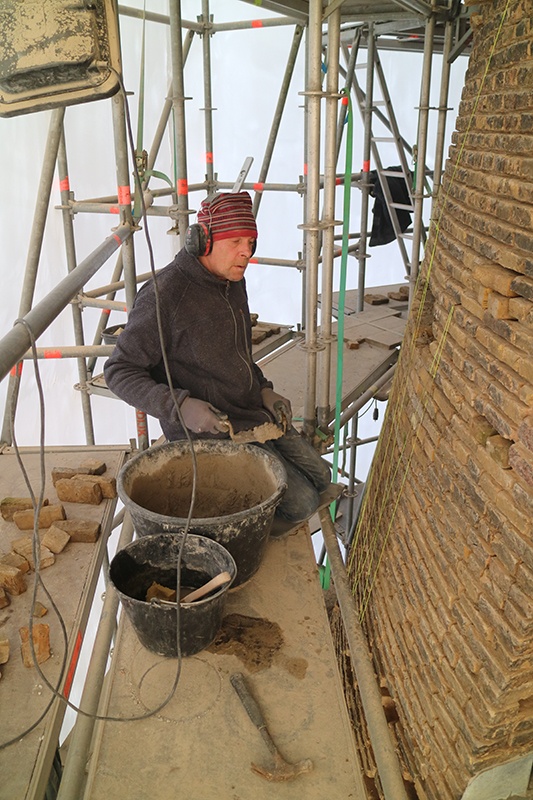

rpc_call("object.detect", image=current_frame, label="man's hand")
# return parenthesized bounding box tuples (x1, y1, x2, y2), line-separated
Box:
(180, 397, 230, 435)
(261, 387, 292, 431)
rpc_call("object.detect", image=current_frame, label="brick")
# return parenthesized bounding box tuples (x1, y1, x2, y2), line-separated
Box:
(0, 637, 9, 663)
(11, 537, 55, 570)
(517, 414, 533, 451)
(51, 460, 107, 485)
(50, 519, 101, 543)
(508, 296, 533, 320)
(19, 624, 51, 668)
(0, 564, 26, 595)
(41, 526, 70, 554)
(55, 477, 103, 505)
(508, 441, 533, 485)
(510, 274, 533, 300)
(73, 474, 117, 499)
(12, 503, 66, 530)
(0, 551, 30, 574)
(1, 497, 49, 521)
(0, 588, 10, 609)
(485, 434, 512, 468)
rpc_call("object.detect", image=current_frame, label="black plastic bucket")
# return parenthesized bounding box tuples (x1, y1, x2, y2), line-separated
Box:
(109, 533, 237, 657)
(117, 440, 287, 586)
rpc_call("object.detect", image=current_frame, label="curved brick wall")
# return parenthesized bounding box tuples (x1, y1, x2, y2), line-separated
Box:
(338, 2, 533, 798)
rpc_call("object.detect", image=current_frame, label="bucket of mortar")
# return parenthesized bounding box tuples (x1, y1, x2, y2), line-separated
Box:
(109, 533, 237, 657)
(117, 440, 287, 586)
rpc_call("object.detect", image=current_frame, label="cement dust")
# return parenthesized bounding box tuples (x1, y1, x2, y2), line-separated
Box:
(207, 613, 308, 678)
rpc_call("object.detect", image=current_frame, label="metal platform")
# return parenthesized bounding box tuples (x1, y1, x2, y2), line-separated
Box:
(80, 527, 367, 800)
(0, 445, 127, 800)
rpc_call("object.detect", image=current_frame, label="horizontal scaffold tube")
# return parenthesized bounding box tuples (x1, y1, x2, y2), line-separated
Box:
(0, 225, 132, 383)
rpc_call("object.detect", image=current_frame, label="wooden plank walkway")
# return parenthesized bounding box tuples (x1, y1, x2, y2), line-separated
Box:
(82, 527, 367, 800)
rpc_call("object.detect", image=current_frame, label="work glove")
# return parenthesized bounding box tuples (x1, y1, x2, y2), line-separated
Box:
(261, 387, 292, 431)
(180, 397, 230, 435)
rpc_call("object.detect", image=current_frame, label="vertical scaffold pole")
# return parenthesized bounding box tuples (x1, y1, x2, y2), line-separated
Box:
(357, 23, 375, 313)
(111, 90, 149, 451)
(317, 4, 341, 427)
(302, 0, 323, 438)
(409, 7, 436, 299)
(0, 107, 65, 445)
(199, 0, 215, 193)
(57, 127, 96, 445)
(169, 0, 191, 242)
(432, 14, 454, 206)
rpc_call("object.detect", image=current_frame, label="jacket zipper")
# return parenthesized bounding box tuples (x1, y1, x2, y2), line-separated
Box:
(224, 282, 254, 390)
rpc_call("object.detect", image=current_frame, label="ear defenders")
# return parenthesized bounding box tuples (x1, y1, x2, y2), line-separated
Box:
(185, 221, 212, 257)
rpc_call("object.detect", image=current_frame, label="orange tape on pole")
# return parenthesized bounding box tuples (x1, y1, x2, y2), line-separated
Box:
(177, 178, 188, 195)
(253, 182, 264, 192)
(59, 177, 70, 193)
(117, 185, 131, 205)
(205, 152, 214, 164)
(110, 206, 120, 214)
(363, 160, 371, 172)
(10, 363, 23, 377)
(251, 19, 263, 28)
(63, 630, 83, 699)
(44, 349, 63, 359)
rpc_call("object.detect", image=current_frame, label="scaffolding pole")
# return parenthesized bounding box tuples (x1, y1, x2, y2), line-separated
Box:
(0, 107, 66, 445)
(302, 0, 323, 438)
(170, 0, 191, 242)
(57, 127, 96, 445)
(357, 23, 375, 313)
(317, 4, 341, 428)
(432, 13, 454, 204)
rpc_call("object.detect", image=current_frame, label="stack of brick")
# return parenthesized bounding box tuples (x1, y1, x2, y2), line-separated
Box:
(337, 1, 533, 798)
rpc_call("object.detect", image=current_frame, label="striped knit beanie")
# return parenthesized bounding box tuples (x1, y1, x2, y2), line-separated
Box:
(197, 192, 258, 242)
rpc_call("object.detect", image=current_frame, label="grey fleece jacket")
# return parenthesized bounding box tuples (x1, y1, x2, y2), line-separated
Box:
(104, 247, 274, 441)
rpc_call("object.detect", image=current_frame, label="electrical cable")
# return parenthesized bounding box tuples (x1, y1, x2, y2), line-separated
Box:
(0, 69, 202, 745)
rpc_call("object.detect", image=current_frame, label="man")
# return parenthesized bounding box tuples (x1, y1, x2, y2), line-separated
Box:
(104, 191, 331, 523)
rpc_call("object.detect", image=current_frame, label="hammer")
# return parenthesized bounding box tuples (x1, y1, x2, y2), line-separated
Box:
(230, 672, 313, 782)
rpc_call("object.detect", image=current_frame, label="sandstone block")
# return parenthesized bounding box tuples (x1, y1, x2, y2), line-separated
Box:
(51, 519, 101, 543)
(473, 263, 519, 297)
(0, 588, 10, 609)
(51, 459, 107, 485)
(73, 474, 117, 499)
(0, 638, 9, 665)
(0, 564, 26, 595)
(486, 434, 512, 468)
(33, 602, 48, 618)
(55, 478, 103, 505)
(364, 293, 389, 305)
(11, 537, 55, 570)
(12, 504, 66, 530)
(19, 624, 51, 668)
(1, 497, 49, 521)
(0, 551, 30, 574)
(41, 525, 70, 554)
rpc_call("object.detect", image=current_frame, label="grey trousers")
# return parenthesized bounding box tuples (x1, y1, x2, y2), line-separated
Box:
(255, 427, 332, 522)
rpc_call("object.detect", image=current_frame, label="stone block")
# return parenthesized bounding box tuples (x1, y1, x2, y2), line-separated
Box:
(19, 624, 51, 668)
(73, 474, 117, 499)
(1, 496, 49, 521)
(50, 519, 101, 543)
(55, 477, 103, 505)
(11, 537, 55, 570)
(12, 503, 66, 530)
(0, 588, 10, 609)
(51, 459, 107, 485)
(485, 434, 512, 468)
(0, 551, 30, 573)
(0, 564, 26, 595)
(41, 525, 70, 554)
(0, 638, 9, 665)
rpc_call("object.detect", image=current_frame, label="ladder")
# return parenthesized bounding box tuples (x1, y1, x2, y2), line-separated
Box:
(351, 39, 430, 277)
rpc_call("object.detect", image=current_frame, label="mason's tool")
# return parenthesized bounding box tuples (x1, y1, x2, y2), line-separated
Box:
(180, 571, 232, 603)
(230, 672, 313, 782)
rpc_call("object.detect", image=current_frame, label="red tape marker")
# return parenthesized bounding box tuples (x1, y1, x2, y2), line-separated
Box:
(44, 349, 62, 359)
(342, 96, 349, 106)
(253, 183, 264, 192)
(117, 185, 131, 205)
(59, 177, 70, 193)
(109, 205, 119, 214)
(63, 630, 83, 699)
(177, 178, 188, 195)
(10, 363, 23, 377)
(205, 152, 214, 164)
(251, 19, 263, 28)
(113, 233, 123, 244)
(303, 162, 308, 176)
(363, 160, 371, 172)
